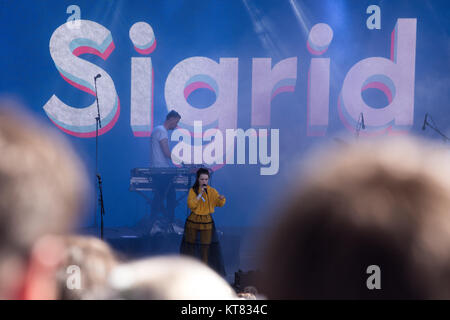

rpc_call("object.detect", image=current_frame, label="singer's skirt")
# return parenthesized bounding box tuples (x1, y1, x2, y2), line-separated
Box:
(180, 213, 226, 276)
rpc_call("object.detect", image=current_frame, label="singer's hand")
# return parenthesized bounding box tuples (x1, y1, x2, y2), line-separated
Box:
(197, 185, 206, 196)
(218, 195, 225, 200)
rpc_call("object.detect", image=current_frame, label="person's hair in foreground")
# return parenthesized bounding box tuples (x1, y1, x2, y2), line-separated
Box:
(101, 255, 237, 300)
(0, 101, 87, 299)
(258, 136, 450, 299)
(55, 236, 119, 300)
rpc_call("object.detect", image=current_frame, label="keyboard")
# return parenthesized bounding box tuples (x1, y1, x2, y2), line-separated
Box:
(129, 165, 209, 192)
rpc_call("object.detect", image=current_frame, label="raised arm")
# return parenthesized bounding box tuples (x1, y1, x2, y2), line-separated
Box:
(213, 188, 226, 207)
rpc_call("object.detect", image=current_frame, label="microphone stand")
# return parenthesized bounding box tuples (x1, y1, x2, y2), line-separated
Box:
(423, 115, 450, 142)
(94, 74, 106, 239)
(97, 174, 105, 239)
(355, 113, 365, 139)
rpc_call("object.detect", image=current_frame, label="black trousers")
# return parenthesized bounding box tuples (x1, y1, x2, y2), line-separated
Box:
(150, 174, 176, 224)
(180, 215, 226, 276)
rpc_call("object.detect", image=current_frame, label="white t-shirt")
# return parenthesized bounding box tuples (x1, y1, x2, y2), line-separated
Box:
(151, 125, 170, 167)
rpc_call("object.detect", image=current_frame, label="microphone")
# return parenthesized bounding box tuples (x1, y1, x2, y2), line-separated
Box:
(422, 113, 428, 131)
(361, 113, 366, 130)
(202, 184, 208, 194)
(93, 74, 102, 128)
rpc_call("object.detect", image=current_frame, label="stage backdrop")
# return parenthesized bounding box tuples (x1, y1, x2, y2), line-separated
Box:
(0, 0, 448, 228)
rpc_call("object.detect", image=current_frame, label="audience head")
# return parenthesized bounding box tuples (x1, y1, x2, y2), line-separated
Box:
(0, 101, 87, 299)
(103, 255, 237, 299)
(55, 236, 118, 300)
(237, 286, 259, 300)
(259, 136, 450, 299)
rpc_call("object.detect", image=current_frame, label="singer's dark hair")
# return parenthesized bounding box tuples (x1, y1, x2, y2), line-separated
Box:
(192, 168, 210, 195)
(166, 110, 181, 120)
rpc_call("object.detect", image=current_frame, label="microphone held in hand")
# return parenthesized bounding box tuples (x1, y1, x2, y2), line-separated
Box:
(202, 184, 208, 194)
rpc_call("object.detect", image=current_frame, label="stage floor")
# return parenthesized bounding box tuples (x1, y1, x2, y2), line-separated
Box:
(77, 226, 260, 285)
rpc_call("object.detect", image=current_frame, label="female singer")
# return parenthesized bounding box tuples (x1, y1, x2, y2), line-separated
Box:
(180, 168, 226, 275)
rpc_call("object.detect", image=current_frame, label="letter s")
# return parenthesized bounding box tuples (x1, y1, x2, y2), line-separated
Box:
(43, 20, 120, 137)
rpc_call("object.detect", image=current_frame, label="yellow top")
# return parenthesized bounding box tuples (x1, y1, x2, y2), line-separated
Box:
(187, 185, 226, 215)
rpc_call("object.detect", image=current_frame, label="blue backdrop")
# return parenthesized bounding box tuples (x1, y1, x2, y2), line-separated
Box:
(0, 0, 448, 229)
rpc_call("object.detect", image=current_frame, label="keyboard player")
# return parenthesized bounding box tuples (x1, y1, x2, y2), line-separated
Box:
(149, 110, 181, 232)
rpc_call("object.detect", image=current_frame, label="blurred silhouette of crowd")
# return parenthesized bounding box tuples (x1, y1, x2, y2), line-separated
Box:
(3, 99, 450, 300)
